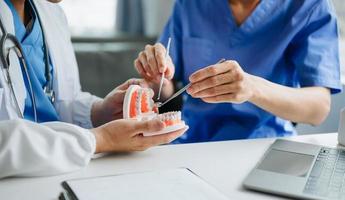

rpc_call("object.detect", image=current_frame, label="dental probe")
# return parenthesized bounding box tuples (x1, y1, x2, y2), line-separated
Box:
(157, 37, 172, 100)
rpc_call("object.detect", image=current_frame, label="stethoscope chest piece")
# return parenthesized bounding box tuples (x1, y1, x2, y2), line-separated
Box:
(44, 86, 55, 104)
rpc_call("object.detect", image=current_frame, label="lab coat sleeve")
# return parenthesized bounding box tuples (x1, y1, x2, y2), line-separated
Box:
(0, 119, 96, 179)
(55, 92, 102, 129)
(48, 4, 102, 129)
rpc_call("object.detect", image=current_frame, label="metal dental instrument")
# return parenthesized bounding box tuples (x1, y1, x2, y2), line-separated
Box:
(157, 37, 172, 100)
(156, 58, 226, 108)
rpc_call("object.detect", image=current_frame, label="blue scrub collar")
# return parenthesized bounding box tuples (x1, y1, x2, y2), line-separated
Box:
(4, 0, 37, 42)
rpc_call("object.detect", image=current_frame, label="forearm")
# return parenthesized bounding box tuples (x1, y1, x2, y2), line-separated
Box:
(0, 120, 95, 179)
(56, 91, 102, 128)
(249, 75, 331, 125)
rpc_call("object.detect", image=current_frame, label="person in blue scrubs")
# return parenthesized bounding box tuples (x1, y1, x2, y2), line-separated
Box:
(134, 0, 342, 143)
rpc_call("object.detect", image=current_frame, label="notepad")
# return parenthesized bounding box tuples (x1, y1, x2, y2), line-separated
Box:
(61, 168, 228, 200)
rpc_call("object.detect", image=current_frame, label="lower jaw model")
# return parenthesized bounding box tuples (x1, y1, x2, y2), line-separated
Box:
(123, 85, 186, 136)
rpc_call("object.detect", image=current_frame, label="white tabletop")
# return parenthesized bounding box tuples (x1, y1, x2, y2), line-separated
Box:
(0, 133, 341, 200)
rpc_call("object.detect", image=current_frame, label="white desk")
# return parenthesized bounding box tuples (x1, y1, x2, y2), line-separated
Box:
(0, 133, 341, 200)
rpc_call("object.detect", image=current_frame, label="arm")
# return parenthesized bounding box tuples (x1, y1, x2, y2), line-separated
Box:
(0, 119, 187, 179)
(134, 0, 184, 100)
(187, 1, 341, 126)
(0, 119, 95, 179)
(248, 77, 330, 125)
(134, 42, 175, 101)
(187, 61, 330, 126)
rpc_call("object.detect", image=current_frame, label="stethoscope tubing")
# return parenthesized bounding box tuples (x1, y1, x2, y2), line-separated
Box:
(0, 0, 53, 122)
(0, 33, 38, 122)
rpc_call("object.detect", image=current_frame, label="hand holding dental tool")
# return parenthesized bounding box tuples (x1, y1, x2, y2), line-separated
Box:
(156, 58, 226, 108)
(187, 59, 256, 104)
(157, 37, 172, 100)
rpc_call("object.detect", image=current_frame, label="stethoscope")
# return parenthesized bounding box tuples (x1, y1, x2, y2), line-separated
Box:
(0, 1, 55, 122)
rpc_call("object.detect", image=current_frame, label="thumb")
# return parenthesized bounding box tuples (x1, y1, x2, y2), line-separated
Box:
(137, 80, 150, 88)
(116, 78, 142, 91)
(116, 81, 131, 91)
(133, 119, 165, 134)
(166, 57, 175, 79)
(114, 90, 126, 103)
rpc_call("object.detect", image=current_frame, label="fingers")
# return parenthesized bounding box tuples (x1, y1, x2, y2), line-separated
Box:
(155, 44, 175, 80)
(154, 43, 167, 73)
(189, 60, 239, 83)
(116, 78, 147, 91)
(145, 45, 159, 77)
(192, 83, 241, 98)
(133, 119, 165, 135)
(134, 43, 175, 82)
(187, 71, 238, 95)
(186, 60, 250, 104)
(134, 59, 152, 81)
(112, 90, 126, 103)
(202, 94, 244, 104)
(164, 56, 175, 80)
(126, 78, 150, 88)
(139, 51, 154, 77)
(137, 126, 188, 148)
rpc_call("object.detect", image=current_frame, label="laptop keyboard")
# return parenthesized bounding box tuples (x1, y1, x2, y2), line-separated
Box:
(304, 147, 345, 199)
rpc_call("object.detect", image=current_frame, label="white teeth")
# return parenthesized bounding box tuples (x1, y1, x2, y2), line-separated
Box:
(145, 90, 153, 111)
(155, 111, 181, 122)
(136, 90, 141, 114)
(147, 88, 154, 98)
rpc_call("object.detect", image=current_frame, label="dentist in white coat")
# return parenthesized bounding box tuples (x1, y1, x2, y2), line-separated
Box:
(0, 0, 187, 179)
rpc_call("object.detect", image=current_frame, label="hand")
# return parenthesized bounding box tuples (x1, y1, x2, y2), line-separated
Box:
(134, 43, 175, 84)
(91, 119, 188, 153)
(91, 79, 150, 127)
(187, 60, 257, 104)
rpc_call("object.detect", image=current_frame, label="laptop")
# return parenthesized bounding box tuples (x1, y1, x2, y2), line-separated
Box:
(243, 139, 345, 200)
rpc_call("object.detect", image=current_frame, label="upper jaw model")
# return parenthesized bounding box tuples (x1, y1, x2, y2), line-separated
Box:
(123, 85, 186, 136)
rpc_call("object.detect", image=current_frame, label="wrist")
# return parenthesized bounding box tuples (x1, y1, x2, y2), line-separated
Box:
(91, 127, 106, 154)
(248, 75, 264, 104)
(91, 100, 104, 127)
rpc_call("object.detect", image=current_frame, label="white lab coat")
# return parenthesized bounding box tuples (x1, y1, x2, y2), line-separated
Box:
(0, 1, 101, 178)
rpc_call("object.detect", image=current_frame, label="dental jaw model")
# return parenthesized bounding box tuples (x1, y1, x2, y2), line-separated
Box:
(123, 85, 186, 136)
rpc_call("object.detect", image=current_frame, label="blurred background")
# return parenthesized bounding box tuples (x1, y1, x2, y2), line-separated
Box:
(59, 0, 345, 135)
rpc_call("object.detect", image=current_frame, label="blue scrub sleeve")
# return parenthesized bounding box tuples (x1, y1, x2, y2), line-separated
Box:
(158, 0, 184, 82)
(288, 1, 342, 94)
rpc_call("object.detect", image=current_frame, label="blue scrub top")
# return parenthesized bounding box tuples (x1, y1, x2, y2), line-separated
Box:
(159, 0, 342, 143)
(5, 0, 59, 122)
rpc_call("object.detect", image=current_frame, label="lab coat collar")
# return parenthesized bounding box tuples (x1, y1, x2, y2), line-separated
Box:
(0, 1, 27, 118)
(32, 0, 77, 101)
(0, 0, 15, 35)
(0, 0, 79, 120)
